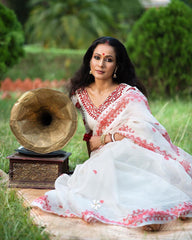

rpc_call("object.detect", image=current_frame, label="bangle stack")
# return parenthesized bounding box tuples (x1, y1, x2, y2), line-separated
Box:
(111, 133, 116, 142)
(100, 134, 106, 145)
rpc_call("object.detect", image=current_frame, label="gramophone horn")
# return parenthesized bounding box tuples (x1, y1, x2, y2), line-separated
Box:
(10, 88, 77, 154)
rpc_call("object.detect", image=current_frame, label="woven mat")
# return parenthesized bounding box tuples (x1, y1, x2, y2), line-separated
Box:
(16, 188, 192, 240)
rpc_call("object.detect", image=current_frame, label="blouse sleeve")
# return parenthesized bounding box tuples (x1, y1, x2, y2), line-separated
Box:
(71, 93, 81, 110)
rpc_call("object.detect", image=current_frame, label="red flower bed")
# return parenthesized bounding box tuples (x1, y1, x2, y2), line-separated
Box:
(0, 77, 66, 92)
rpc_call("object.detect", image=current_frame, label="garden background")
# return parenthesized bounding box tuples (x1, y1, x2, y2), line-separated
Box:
(0, 0, 192, 239)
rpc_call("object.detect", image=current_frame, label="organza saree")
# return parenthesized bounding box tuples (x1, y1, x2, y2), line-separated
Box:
(32, 84, 192, 227)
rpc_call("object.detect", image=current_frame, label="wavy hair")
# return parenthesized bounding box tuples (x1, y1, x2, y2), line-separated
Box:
(69, 36, 147, 97)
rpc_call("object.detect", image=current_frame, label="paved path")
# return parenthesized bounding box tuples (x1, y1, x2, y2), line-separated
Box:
(17, 188, 192, 240)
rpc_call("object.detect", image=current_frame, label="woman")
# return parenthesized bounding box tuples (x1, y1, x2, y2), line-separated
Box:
(32, 36, 192, 231)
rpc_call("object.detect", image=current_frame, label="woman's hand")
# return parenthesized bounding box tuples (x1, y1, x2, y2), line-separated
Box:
(89, 133, 125, 152)
(89, 136, 101, 152)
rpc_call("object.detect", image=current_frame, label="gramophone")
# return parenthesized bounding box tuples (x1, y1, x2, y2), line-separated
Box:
(7, 88, 77, 189)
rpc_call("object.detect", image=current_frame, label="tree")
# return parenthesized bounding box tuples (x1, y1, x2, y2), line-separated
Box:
(106, 0, 145, 42)
(126, 0, 192, 97)
(25, 0, 144, 48)
(7, 0, 30, 26)
(179, 0, 192, 7)
(0, 3, 24, 80)
(25, 0, 113, 49)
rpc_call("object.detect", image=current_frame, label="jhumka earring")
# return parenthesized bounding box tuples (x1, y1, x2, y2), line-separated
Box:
(89, 70, 92, 74)
(113, 67, 117, 78)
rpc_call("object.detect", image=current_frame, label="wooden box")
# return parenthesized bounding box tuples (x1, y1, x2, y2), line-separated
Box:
(7, 152, 71, 189)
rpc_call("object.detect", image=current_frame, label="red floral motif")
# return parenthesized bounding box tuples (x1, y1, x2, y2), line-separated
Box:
(34, 195, 52, 211)
(179, 159, 192, 174)
(162, 132, 180, 156)
(119, 125, 135, 133)
(95, 87, 149, 136)
(121, 132, 177, 161)
(35, 197, 192, 227)
(164, 156, 169, 160)
(80, 201, 192, 227)
(93, 170, 97, 174)
(152, 127, 156, 132)
(77, 84, 127, 120)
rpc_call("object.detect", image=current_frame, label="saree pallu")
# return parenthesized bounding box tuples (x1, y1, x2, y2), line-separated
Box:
(32, 87, 192, 227)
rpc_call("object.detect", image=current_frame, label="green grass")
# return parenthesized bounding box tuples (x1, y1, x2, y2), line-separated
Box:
(0, 184, 50, 240)
(0, 94, 192, 240)
(149, 98, 192, 154)
(3, 46, 85, 81)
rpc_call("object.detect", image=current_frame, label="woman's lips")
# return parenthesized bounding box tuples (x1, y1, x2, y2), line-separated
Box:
(95, 70, 105, 74)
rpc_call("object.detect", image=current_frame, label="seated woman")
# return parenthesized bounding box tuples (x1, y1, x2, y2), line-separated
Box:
(32, 36, 192, 232)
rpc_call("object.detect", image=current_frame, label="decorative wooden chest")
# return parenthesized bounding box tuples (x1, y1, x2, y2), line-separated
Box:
(7, 152, 71, 189)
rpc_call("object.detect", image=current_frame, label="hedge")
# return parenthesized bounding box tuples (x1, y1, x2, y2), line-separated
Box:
(2, 45, 85, 81)
(126, 0, 192, 97)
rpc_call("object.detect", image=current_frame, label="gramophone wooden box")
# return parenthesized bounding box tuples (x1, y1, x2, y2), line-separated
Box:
(7, 152, 71, 189)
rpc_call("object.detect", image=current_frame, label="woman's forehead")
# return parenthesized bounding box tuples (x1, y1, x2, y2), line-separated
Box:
(93, 44, 116, 57)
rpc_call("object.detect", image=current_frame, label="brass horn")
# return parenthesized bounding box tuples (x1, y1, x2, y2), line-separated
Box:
(10, 88, 77, 154)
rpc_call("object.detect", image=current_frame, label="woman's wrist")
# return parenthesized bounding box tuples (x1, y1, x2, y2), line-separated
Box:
(104, 134, 113, 144)
(100, 133, 123, 146)
(100, 134, 106, 145)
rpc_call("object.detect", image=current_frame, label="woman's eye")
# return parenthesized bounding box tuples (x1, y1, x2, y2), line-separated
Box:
(105, 58, 113, 62)
(94, 56, 100, 60)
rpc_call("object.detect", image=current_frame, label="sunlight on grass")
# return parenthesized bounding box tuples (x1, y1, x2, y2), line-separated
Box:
(150, 99, 192, 154)
(0, 183, 50, 240)
(64, 114, 89, 170)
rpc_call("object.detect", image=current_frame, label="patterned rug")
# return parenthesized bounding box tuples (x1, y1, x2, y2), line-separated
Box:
(17, 188, 192, 240)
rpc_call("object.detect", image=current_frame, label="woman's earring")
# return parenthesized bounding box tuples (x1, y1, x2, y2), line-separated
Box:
(89, 70, 92, 74)
(113, 67, 117, 78)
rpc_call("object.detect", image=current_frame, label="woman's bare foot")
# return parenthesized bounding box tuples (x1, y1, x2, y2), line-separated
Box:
(180, 216, 189, 221)
(142, 224, 161, 232)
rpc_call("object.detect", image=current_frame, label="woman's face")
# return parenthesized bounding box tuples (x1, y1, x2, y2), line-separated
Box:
(90, 43, 117, 82)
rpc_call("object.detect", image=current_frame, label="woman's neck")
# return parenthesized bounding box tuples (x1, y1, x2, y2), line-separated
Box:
(89, 81, 118, 95)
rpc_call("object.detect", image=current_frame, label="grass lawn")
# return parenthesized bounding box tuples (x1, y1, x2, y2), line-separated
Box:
(0, 93, 192, 239)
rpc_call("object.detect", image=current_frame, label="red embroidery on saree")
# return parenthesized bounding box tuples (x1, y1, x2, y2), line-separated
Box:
(80, 201, 192, 227)
(96, 88, 149, 136)
(179, 159, 192, 174)
(34, 195, 52, 211)
(77, 84, 127, 120)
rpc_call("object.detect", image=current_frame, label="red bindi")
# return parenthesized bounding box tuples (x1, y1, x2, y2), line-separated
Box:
(102, 53, 105, 56)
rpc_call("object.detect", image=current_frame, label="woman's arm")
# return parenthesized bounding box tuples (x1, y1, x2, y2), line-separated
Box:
(89, 133, 124, 152)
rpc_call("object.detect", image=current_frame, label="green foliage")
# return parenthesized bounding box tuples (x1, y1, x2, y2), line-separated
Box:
(0, 3, 25, 80)
(3, 45, 85, 81)
(25, 0, 113, 48)
(7, 0, 30, 25)
(126, 0, 192, 97)
(0, 184, 50, 240)
(179, 0, 192, 7)
(24, 0, 144, 48)
(107, 0, 145, 42)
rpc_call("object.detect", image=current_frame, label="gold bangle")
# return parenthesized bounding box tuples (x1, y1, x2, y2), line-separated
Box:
(100, 134, 106, 145)
(109, 133, 113, 142)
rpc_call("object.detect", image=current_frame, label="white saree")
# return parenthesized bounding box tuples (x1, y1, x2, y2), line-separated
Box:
(32, 83, 192, 227)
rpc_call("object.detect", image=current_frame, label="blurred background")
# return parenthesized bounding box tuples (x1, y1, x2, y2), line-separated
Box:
(0, 0, 192, 97)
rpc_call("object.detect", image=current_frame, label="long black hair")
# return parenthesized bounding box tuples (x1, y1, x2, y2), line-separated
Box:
(69, 36, 147, 97)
